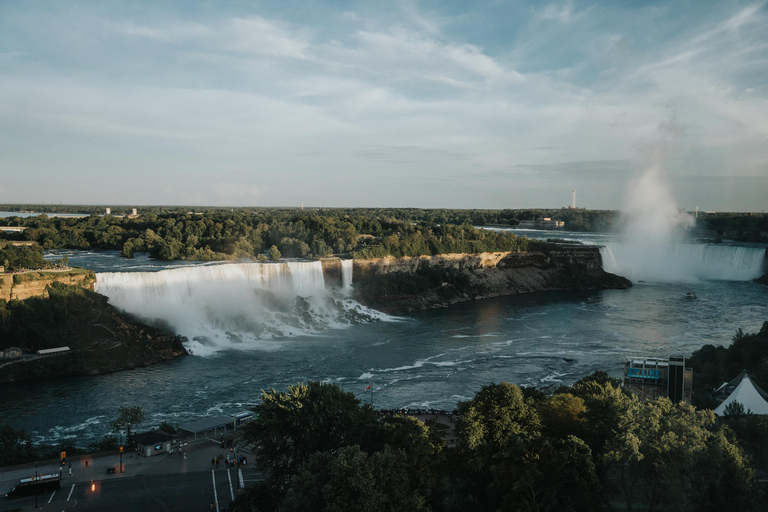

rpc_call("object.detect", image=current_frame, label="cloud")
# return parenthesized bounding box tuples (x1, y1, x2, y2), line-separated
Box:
(0, 1, 767, 209)
(541, 0, 575, 23)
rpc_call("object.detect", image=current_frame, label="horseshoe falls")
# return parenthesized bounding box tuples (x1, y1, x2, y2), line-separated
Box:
(599, 242, 766, 282)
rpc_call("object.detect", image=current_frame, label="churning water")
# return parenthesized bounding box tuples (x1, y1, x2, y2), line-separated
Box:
(2, 237, 766, 446)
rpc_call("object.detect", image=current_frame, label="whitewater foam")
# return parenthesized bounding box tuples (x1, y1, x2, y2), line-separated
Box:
(95, 260, 390, 355)
(600, 242, 765, 282)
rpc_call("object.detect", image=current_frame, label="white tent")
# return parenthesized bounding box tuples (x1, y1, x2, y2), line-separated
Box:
(714, 371, 768, 416)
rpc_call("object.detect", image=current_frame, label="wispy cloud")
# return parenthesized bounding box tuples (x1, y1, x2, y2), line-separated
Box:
(0, 0, 766, 210)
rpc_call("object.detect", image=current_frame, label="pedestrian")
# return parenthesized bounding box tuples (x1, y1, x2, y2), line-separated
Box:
(183, 451, 187, 460)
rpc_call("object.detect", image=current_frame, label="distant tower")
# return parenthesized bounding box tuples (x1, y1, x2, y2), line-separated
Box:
(105, 208, 111, 215)
(132, 208, 137, 216)
(571, 189, 576, 209)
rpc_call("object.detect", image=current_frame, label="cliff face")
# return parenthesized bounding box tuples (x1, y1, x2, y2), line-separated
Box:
(0, 268, 95, 302)
(0, 282, 186, 383)
(349, 247, 631, 314)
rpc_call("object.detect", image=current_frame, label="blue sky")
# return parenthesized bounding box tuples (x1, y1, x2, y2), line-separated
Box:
(1, 0, 766, 210)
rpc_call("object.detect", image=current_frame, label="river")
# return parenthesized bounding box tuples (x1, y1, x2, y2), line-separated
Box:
(0, 229, 766, 446)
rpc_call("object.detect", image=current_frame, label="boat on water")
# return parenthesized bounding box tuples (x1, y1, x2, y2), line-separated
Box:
(686, 292, 697, 299)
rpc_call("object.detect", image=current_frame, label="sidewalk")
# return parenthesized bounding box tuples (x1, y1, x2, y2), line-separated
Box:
(0, 439, 250, 491)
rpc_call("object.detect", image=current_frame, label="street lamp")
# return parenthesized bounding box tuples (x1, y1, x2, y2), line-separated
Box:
(119, 429, 126, 473)
(34, 461, 38, 509)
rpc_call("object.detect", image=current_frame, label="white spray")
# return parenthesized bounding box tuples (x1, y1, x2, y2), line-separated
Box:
(95, 261, 389, 355)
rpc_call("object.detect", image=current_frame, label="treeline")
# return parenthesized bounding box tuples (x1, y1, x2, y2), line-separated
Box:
(0, 211, 539, 262)
(231, 377, 762, 512)
(697, 212, 768, 243)
(689, 322, 768, 402)
(0, 241, 49, 271)
(1, 204, 621, 231)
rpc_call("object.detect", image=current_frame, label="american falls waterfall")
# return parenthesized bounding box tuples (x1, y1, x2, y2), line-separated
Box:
(95, 261, 386, 355)
(599, 243, 767, 282)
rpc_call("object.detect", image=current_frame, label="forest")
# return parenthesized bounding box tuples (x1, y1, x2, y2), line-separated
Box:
(228, 376, 763, 512)
(0, 210, 542, 262)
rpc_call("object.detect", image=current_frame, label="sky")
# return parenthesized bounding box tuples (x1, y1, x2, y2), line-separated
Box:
(0, 0, 766, 211)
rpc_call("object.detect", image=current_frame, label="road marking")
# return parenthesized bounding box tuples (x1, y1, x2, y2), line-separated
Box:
(239, 468, 245, 488)
(211, 470, 219, 509)
(67, 484, 75, 501)
(227, 469, 235, 500)
(48, 490, 56, 504)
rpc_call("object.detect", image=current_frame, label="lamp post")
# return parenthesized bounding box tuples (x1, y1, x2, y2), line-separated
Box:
(119, 430, 125, 473)
(235, 444, 239, 490)
(34, 462, 38, 508)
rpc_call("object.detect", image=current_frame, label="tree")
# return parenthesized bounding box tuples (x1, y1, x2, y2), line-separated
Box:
(0, 425, 36, 467)
(600, 397, 761, 511)
(492, 435, 600, 512)
(268, 245, 281, 261)
(239, 382, 378, 503)
(455, 382, 542, 508)
(111, 406, 145, 440)
(285, 445, 430, 512)
(724, 400, 750, 417)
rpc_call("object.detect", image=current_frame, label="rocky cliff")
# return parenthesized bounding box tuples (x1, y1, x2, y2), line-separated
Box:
(0, 268, 95, 301)
(0, 282, 186, 383)
(349, 247, 632, 313)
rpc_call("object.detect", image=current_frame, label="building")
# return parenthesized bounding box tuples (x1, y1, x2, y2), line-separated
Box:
(231, 411, 255, 426)
(36, 346, 71, 357)
(518, 218, 565, 230)
(622, 356, 692, 403)
(130, 430, 175, 457)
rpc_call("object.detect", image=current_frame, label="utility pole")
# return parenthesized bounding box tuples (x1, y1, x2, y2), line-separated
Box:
(34, 462, 38, 508)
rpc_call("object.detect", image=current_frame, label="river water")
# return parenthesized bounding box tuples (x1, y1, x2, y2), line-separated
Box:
(1, 230, 766, 446)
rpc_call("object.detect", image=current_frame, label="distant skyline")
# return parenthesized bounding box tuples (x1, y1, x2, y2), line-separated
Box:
(1, 0, 766, 211)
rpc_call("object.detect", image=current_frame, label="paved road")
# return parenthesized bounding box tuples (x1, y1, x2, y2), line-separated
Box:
(1, 441, 265, 512)
(0, 467, 266, 512)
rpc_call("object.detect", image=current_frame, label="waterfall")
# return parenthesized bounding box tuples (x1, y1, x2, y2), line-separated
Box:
(599, 243, 766, 282)
(340, 259, 354, 291)
(95, 261, 386, 355)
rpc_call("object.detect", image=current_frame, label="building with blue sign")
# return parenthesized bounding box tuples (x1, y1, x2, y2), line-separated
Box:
(623, 356, 692, 402)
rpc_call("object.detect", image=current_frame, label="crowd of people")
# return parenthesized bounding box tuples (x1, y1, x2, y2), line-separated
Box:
(377, 407, 457, 421)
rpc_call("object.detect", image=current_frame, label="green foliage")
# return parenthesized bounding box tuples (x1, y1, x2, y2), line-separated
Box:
(0, 424, 36, 467)
(240, 382, 379, 503)
(268, 245, 281, 261)
(724, 400, 749, 416)
(228, 374, 764, 512)
(0, 241, 48, 271)
(600, 397, 761, 511)
(111, 406, 145, 439)
(689, 322, 768, 399)
(286, 445, 430, 512)
(0, 207, 559, 263)
(233, 382, 442, 512)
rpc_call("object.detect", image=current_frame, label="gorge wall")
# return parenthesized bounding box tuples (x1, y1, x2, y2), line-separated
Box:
(0, 268, 95, 302)
(345, 247, 632, 313)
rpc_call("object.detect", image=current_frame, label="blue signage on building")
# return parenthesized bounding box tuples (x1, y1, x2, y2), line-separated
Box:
(627, 368, 660, 379)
